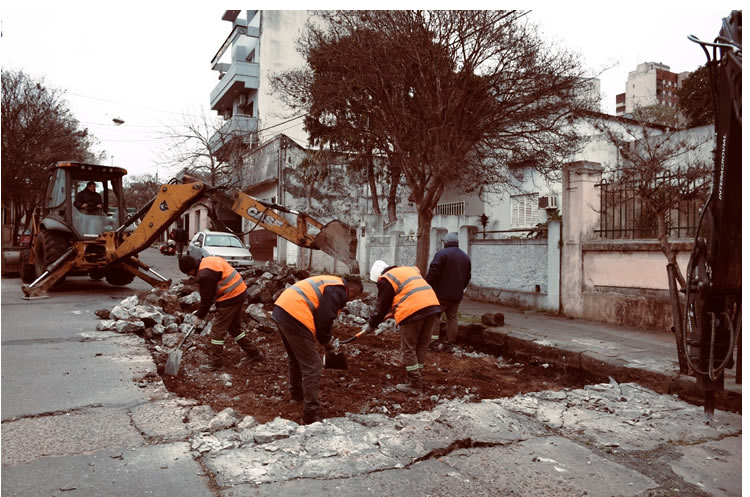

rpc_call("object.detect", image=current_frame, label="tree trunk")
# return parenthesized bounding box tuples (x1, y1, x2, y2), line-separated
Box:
(414, 207, 434, 274)
(366, 151, 381, 216)
(657, 214, 686, 289)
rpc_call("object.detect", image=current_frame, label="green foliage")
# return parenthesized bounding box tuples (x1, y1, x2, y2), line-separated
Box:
(677, 64, 713, 127)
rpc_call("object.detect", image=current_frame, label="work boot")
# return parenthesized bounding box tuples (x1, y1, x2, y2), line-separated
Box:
(200, 344, 224, 371)
(396, 371, 423, 395)
(302, 410, 323, 425)
(237, 336, 262, 361)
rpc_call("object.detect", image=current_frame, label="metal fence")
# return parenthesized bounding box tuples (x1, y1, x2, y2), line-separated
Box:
(434, 201, 465, 216)
(595, 169, 707, 240)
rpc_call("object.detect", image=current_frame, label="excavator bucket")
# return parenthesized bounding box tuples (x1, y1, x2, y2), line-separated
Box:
(314, 220, 359, 273)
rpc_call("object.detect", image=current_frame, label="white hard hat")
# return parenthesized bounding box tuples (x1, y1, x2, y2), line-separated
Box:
(370, 260, 389, 283)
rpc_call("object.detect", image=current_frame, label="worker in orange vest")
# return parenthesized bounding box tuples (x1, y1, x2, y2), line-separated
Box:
(272, 274, 363, 424)
(178, 255, 260, 371)
(364, 260, 441, 395)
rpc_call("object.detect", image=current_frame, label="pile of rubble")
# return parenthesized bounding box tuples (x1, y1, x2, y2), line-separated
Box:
(93, 262, 397, 341)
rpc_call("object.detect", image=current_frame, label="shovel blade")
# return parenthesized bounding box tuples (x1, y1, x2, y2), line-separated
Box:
(164, 349, 183, 376)
(323, 352, 348, 370)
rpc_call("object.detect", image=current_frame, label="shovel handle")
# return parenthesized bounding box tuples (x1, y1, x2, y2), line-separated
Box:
(175, 325, 198, 350)
(340, 328, 368, 344)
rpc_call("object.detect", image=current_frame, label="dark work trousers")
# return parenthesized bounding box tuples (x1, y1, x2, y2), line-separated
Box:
(432, 299, 461, 343)
(208, 296, 248, 360)
(400, 314, 439, 377)
(276, 324, 322, 417)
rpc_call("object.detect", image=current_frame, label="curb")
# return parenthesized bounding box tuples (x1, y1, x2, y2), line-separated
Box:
(457, 321, 741, 413)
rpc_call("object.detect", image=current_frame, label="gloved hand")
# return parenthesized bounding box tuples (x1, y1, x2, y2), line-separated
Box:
(193, 317, 205, 330)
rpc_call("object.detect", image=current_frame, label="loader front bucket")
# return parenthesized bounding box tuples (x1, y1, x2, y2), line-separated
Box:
(314, 220, 359, 273)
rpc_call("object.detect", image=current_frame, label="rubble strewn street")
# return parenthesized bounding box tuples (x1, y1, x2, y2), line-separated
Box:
(1, 250, 742, 496)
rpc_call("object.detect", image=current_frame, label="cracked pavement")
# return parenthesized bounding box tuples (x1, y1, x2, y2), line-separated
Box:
(1, 250, 742, 497)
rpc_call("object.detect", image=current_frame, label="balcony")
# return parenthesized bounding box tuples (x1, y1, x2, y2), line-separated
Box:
(208, 115, 258, 155)
(210, 61, 260, 112)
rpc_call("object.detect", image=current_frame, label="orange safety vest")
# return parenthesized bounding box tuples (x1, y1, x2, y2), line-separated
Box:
(381, 266, 439, 324)
(274, 275, 344, 337)
(199, 256, 247, 302)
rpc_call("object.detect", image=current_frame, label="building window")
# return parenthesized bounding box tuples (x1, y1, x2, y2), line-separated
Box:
(510, 193, 539, 228)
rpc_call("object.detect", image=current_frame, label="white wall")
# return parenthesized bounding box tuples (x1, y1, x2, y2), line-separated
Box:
(257, 10, 309, 144)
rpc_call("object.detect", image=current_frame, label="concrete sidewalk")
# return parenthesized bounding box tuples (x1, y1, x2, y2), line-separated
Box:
(453, 297, 741, 413)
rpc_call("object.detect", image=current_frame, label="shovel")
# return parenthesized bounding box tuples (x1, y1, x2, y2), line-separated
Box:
(164, 325, 198, 376)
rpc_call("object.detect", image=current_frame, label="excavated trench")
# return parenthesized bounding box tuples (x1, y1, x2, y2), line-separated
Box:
(145, 318, 601, 425)
(100, 267, 602, 425)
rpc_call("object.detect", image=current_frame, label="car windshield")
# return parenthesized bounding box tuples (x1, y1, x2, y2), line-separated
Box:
(204, 234, 244, 248)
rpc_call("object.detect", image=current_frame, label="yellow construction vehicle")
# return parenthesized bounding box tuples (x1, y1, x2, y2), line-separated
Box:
(20, 161, 358, 299)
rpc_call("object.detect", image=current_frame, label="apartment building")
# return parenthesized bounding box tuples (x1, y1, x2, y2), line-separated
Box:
(615, 62, 690, 116)
(208, 10, 309, 158)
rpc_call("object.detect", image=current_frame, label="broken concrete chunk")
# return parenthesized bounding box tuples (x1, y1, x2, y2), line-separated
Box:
(137, 311, 163, 328)
(253, 417, 298, 444)
(179, 292, 201, 306)
(96, 320, 117, 331)
(119, 295, 140, 309)
(110, 305, 131, 321)
(161, 322, 178, 333)
(209, 408, 240, 431)
(152, 324, 165, 336)
(238, 415, 258, 430)
(114, 320, 145, 334)
(245, 304, 276, 333)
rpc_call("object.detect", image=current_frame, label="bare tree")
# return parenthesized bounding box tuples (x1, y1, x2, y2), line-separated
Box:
(595, 116, 713, 289)
(122, 174, 161, 210)
(1, 68, 104, 244)
(159, 107, 252, 227)
(273, 10, 593, 271)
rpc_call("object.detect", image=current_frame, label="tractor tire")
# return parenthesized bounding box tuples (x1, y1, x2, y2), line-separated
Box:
(105, 267, 135, 286)
(89, 268, 105, 280)
(33, 230, 70, 277)
(19, 249, 36, 283)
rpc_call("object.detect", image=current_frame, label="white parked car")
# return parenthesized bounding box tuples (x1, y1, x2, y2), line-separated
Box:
(187, 231, 254, 268)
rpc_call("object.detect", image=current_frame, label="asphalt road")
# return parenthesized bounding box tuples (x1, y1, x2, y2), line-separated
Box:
(0, 248, 742, 497)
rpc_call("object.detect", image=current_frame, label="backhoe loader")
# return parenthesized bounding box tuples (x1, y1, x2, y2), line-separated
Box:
(20, 161, 358, 299)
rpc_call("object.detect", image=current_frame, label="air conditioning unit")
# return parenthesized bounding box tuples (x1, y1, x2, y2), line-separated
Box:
(538, 195, 558, 210)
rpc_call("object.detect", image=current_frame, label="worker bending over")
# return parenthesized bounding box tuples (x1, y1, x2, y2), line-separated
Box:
(178, 255, 261, 371)
(364, 260, 441, 395)
(272, 274, 363, 424)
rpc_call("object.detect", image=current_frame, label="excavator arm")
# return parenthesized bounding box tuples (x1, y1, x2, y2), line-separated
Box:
(110, 176, 358, 269)
(22, 177, 359, 298)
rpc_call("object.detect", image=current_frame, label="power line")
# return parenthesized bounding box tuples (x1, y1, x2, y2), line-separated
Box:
(66, 91, 203, 118)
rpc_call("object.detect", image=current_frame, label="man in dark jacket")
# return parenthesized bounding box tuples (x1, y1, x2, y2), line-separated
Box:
(74, 181, 103, 213)
(272, 274, 363, 424)
(425, 232, 471, 346)
(364, 261, 441, 395)
(172, 224, 188, 257)
(179, 255, 261, 371)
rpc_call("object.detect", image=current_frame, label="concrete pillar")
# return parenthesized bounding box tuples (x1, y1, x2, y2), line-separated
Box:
(457, 226, 472, 253)
(430, 227, 447, 262)
(389, 231, 403, 266)
(357, 222, 368, 277)
(546, 220, 561, 312)
(561, 161, 603, 317)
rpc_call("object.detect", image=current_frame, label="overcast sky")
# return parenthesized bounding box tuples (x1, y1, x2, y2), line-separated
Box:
(0, 5, 738, 179)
